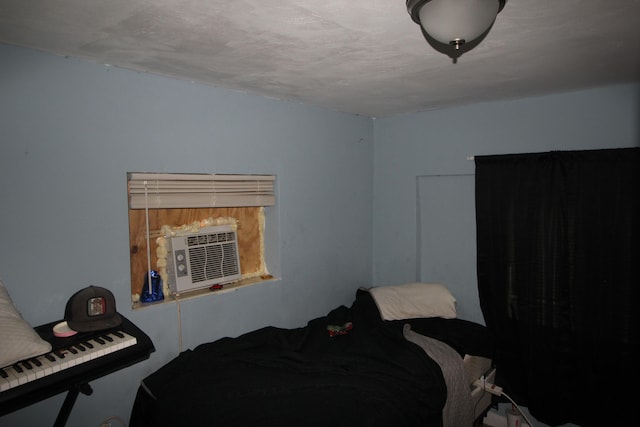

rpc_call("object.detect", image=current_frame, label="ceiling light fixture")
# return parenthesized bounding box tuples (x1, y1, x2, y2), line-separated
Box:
(407, 0, 506, 52)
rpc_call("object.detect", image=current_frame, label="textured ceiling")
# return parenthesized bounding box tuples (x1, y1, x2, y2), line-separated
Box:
(1, 0, 639, 117)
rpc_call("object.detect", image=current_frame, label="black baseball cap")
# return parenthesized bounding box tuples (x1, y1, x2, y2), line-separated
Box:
(65, 286, 122, 333)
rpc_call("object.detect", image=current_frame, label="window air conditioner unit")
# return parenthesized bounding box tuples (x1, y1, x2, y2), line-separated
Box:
(166, 224, 241, 294)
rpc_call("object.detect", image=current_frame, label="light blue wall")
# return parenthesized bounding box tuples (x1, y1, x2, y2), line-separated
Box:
(372, 83, 639, 325)
(0, 44, 373, 426)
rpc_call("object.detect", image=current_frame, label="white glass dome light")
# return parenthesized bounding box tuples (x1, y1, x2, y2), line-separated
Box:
(407, 0, 506, 50)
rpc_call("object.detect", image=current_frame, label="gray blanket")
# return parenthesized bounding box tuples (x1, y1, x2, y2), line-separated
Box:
(403, 324, 474, 427)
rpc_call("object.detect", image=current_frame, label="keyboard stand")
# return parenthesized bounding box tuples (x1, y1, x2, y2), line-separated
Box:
(55, 382, 92, 427)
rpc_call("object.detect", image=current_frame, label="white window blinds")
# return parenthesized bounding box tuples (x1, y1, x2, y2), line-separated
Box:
(127, 172, 276, 209)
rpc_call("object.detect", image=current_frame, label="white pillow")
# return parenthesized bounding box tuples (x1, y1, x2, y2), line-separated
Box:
(0, 279, 52, 367)
(369, 282, 457, 320)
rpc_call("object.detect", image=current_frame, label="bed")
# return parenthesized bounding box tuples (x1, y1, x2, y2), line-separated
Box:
(129, 283, 495, 427)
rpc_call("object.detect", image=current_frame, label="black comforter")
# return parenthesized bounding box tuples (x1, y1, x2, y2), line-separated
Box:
(130, 289, 448, 427)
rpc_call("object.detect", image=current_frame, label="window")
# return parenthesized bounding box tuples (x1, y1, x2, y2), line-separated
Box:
(127, 173, 277, 308)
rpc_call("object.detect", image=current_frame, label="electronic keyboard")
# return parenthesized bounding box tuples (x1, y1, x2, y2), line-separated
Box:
(0, 314, 154, 426)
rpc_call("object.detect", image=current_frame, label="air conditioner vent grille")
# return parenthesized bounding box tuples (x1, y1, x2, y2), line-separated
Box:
(188, 242, 240, 283)
(187, 232, 235, 246)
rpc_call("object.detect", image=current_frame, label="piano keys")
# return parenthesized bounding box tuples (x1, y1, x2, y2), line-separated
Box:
(0, 330, 137, 392)
(0, 314, 154, 426)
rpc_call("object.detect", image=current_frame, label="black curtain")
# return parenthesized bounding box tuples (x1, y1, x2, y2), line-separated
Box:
(475, 148, 639, 426)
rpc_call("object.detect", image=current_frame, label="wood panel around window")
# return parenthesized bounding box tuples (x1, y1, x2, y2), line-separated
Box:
(128, 207, 265, 301)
